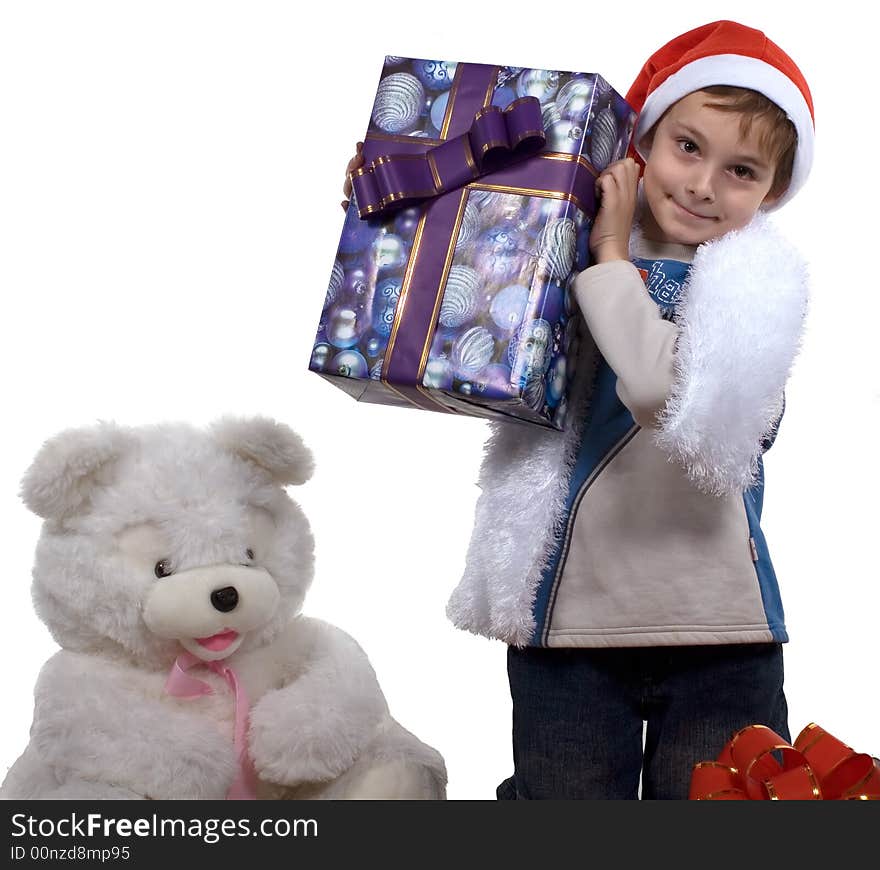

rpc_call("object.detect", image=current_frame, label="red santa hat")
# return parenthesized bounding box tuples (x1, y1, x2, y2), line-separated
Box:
(625, 20, 814, 210)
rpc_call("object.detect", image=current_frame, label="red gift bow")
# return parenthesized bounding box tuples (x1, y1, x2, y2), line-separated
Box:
(690, 723, 880, 800)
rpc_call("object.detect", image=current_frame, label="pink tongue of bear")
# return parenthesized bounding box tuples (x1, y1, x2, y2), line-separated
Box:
(196, 630, 238, 652)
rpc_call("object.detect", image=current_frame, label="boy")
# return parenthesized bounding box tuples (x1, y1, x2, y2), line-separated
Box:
(342, 20, 813, 798)
(446, 20, 814, 799)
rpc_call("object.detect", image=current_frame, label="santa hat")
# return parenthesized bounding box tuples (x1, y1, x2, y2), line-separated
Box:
(625, 20, 814, 210)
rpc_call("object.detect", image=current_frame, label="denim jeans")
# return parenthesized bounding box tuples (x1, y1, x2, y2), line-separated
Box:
(497, 643, 789, 800)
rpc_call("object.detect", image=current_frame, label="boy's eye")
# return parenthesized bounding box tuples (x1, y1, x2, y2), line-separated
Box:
(677, 139, 698, 154)
(732, 165, 755, 179)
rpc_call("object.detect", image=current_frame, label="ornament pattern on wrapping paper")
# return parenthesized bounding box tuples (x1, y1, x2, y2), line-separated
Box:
(589, 106, 619, 172)
(369, 57, 460, 138)
(422, 356, 454, 390)
(545, 119, 585, 154)
(371, 72, 425, 135)
(372, 276, 404, 337)
(429, 91, 450, 132)
(372, 233, 408, 271)
(454, 200, 481, 251)
(327, 259, 344, 307)
(555, 77, 595, 124)
(489, 283, 530, 333)
(310, 342, 332, 373)
(438, 265, 482, 328)
(450, 326, 496, 378)
(330, 348, 369, 379)
(536, 218, 577, 282)
(522, 373, 547, 411)
(312, 201, 420, 374)
(508, 318, 553, 377)
(515, 69, 560, 104)
(413, 60, 458, 91)
(541, 101, 563, 130)
(326, 306, 361, 349)
(495, 67, 524, 88)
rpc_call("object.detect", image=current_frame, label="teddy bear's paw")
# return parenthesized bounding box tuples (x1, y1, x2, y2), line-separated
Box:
(340, 759, 447, 800)
(250, 726, 359, 785)
(248, 702, 365, 786)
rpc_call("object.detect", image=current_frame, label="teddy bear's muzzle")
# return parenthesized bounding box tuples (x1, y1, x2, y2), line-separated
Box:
(141, 564, 280, 653)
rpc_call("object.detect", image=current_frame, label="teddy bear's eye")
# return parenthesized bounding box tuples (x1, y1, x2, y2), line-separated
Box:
(246, 548, 255, 561)
(154, 559, 173, 579)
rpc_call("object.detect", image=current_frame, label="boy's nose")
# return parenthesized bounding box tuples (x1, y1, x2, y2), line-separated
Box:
(686, 170, 715, 201)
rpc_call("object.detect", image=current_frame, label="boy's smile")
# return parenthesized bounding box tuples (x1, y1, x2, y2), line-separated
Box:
(639, 91, 780, 245)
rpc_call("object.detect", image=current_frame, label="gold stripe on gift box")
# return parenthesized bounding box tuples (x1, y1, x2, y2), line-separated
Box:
(469, 182, 591, 216)
(463, 136, 477, 174)
(482, 67, 501, 108)
(440, 63, 465, 140)
(541, 151, 601, 177)
(427, 151, 443, 191)
(366, 132, 444, 146)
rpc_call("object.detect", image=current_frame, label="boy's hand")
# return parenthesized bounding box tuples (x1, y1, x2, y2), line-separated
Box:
(341, 142, 365, 211)
(589, 158, 640, 264)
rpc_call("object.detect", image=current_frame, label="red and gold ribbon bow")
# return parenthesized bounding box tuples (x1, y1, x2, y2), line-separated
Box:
(690, 723, 880, 800)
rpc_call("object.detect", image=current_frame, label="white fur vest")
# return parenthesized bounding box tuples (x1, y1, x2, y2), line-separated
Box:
(446, 212, 810, 645)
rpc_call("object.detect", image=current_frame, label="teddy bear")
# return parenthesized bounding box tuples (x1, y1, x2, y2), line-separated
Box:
(0, 417, 447, 800)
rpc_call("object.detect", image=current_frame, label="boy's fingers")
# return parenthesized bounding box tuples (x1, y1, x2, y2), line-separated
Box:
(344, 154, 365, 194)
(605, 159, 638, 194)
(340, 143, 364, 210)
(596, 172, 618, 199)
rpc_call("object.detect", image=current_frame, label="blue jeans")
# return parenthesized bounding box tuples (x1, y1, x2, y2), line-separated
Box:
(497, 643, 789, 800)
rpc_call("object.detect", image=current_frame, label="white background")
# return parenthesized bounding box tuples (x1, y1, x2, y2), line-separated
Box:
(1, 1, 877, 801)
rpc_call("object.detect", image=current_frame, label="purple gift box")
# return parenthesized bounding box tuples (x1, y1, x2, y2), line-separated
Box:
(310, 57, 636, 429)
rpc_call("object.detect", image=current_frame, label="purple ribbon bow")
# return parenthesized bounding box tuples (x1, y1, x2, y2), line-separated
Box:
(350, 96, 545, 219)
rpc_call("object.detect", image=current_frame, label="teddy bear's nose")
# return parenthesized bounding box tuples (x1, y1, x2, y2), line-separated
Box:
(210, 586, 239, 613)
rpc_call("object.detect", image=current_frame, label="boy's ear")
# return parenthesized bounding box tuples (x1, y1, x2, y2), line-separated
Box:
(761, 189, 783, 209)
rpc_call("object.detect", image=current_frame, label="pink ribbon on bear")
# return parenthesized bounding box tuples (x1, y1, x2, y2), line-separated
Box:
(165, 651, 259, 800)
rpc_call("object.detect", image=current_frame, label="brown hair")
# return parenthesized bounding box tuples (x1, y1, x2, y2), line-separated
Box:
(698, 86, 798, 200)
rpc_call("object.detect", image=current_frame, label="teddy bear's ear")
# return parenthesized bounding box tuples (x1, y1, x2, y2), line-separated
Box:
(20, 422, 132, 519)
(211, 417, 314, 485)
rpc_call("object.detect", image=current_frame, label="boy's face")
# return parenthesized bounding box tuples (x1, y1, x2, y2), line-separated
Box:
(639, 91, 780, 246)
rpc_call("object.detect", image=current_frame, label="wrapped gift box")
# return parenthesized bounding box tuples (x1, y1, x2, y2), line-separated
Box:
(309, 57, 636, 429)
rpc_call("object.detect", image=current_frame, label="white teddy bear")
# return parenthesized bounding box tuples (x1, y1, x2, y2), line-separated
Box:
(0, 417, 446, 800)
